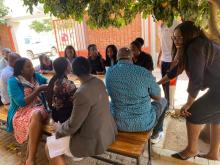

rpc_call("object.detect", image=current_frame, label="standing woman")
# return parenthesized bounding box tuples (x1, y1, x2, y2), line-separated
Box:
(7, 58, 48, 165)
(158, 21, 220, 160)
(64, 45, 77, 64)
(105, 44, 118, 67)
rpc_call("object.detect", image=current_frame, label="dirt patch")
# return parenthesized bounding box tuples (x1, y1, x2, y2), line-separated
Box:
(163, 118, 188, 151)
(163, 118, 210, 153)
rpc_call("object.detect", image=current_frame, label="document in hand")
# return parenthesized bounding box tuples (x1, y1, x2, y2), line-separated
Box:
(47, 135, 70, 158)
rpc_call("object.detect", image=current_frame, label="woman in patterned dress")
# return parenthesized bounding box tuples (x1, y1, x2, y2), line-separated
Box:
(47, 57, 77, 123)
(7, 58, 48, 165)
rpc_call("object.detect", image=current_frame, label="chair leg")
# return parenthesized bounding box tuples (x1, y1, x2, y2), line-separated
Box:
(147, 139, 152, 165)
(137, 157, 140, 165)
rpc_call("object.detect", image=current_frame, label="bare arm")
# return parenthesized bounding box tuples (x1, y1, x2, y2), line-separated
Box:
(180, 94, 195, 117)
(186, 94, 195, 106)
(25, 84, 48, 104)
(157, 74, 170, 85)
(150, 95, 161, 101)
(157, 49, 162, 68)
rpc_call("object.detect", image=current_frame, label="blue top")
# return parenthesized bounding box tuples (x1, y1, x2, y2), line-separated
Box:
(105, 60, 160, 132)
(7, 73, 47, 132)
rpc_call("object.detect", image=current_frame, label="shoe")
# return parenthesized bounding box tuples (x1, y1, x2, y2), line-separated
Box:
(197, 153, 206, 158)
(171, 152, 198, 160)
(151, 132, 164, 144)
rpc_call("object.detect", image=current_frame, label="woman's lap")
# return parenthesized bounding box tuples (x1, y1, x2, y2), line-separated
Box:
(187, 90, 220, 124)
(13, 106, 47, 144)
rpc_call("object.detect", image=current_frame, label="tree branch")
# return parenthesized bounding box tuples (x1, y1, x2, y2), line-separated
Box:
(208, 0, 220, 44)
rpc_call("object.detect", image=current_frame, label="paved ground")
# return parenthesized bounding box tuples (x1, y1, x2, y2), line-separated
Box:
(0, 129, 198, 165)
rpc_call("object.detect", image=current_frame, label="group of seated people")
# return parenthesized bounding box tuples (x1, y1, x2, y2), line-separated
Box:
(34, 37, 154, 75)
(1, 21, 220, 165)
(0, 37, 165, 165)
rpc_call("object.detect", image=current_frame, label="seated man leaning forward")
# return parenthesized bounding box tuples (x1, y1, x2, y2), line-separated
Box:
(105, 47, 167, 144)
(46, 57, 117, 165)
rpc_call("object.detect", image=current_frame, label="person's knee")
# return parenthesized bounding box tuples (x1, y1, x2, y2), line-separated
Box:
(31, 111, 43, 122)
(159, 98, 168, 111)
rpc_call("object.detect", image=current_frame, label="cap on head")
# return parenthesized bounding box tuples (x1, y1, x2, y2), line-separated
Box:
(117, 47, 132, 60)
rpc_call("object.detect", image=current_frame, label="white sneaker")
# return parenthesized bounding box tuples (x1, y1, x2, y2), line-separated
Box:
(151, 132, 164, 144)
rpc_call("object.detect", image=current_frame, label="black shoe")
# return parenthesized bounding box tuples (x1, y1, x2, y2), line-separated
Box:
(171, 152, 198, 160)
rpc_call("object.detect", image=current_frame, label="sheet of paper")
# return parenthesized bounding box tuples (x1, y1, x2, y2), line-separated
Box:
(47, 135, 68, 158)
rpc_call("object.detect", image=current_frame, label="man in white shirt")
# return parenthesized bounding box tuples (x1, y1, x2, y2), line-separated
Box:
(157, 21, 179, 108)
(0, 48, 11, 105)
(0, 52, 20, 105)
(0, 48, 11, 74)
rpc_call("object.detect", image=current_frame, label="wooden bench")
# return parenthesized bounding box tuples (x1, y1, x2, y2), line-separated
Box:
(0, 106, 7, 121)
(0, 106, 152, 165)
(93, 131, 152, 165)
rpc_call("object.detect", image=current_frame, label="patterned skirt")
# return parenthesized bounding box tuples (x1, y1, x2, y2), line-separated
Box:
(12, 105, 48, 144)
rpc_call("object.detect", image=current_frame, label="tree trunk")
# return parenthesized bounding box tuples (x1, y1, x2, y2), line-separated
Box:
(198, 0, 219, 145)
(207, 0, 220, 44)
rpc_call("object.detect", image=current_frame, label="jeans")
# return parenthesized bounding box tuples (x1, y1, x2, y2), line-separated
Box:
(161, 61, 171, 106)
(151, 98, 168, 136)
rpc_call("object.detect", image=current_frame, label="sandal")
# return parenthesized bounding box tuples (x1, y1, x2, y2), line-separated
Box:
(171, 152, 198, 160)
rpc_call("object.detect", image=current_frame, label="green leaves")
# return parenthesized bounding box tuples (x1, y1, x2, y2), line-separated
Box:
(178, 0, 210, 28)
(29, 19, 52, 33)
(0, 0, 9, 24)
(22, 0, 212, 29)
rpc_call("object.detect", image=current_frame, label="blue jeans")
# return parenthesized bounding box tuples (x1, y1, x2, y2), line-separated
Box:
(151, 98, 168, 136)
(161, 61, 171, 106)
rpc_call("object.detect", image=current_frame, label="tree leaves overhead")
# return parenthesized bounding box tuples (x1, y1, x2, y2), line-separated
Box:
(0, 0, 9, 24)
(23, 0, 211, 28)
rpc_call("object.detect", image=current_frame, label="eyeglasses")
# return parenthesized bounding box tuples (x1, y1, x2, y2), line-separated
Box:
(171, 36, 183, 41)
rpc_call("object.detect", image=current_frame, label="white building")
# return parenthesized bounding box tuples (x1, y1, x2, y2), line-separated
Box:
(4, 0, 57, 59)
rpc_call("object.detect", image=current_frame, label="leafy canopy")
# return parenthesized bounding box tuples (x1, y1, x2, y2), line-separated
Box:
(23, 0, 210, 28)
(0, 0, 9, 24)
